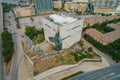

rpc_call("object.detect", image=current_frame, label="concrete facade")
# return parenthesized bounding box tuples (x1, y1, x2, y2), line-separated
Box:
(94, 8, 116, 14)
(43, 13, 83, 49)
(53, 1, 62, 9)
(84, 16, 119, 27)
(94, 0, 119, 9)
(64, 2, 88, 13)
(14, 6, 35, 17)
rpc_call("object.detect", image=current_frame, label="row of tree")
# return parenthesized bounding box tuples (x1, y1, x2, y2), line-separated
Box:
(83, 18, 120, 33)
(1, 30, 14, 63)
(84, 21, 115, 34)
(2, 3, 17, 12)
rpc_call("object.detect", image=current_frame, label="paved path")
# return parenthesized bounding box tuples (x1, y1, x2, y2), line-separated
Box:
(82, 38, 116, 65)
(34, 55, 109, 80)
(71, 64, 120, 80)
(42, 61, 109, 80)
(6, 11, 23, 80)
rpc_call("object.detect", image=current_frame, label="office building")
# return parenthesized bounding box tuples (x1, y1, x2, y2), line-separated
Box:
(35, 0, 53, 14)
(43, 13, 83, 50)
(94, 0, 119, 9)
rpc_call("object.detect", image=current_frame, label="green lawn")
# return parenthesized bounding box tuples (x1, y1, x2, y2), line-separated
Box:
(57, 53, 75, 65)
(25, 27, 45, 44)
(57, 50, 100, 64)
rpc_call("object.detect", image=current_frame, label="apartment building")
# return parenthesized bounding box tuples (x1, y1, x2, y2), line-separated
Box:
(84, 16, 119, 27)
(94, 0, 120, 14)
(94, 0, 119, 9)
(43, 13, 83, 50)
(86, 22, 120, 45)
(64, 2, 88, 13)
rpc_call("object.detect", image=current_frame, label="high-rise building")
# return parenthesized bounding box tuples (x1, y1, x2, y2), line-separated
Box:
(43, 13, 83, 50)
(94, 0, 119, 8)
(35, 0, 53, 14)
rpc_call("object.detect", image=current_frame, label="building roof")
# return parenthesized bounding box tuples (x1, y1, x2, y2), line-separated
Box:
(49, 14, 77, 25)
(116, 6, 120, 11)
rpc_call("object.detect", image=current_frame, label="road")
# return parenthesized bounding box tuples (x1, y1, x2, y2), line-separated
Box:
(0, 2, 5, 80)
(5, 11, 23, 80)
(71, 64, 120, 80)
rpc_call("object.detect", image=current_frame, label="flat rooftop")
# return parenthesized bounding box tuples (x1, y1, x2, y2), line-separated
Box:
(46, 14, 77, 25)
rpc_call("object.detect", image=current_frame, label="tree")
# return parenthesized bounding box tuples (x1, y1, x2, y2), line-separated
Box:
(25, 26, 39, 39)
(75, 10, 82, 15)
(30, 17, 34, 22)
(1, 30, 14, 63)
(84, 34, 120, 61)
(79, 40, 84, 47)
(88, 47, 93, 52)
(2, 3, 17, 12)
(25, 27, 45, 42)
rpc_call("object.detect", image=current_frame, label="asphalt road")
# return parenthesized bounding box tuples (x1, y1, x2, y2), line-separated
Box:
(71, 64, 120, 80)
(0, 2, 5, 80)
(5, 11, 23, 80)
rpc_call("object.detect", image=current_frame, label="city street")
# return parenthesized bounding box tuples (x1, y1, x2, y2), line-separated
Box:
(0, 2, 5, 80)
(71, 64, 120, 80)
(5, 11, 23, 80)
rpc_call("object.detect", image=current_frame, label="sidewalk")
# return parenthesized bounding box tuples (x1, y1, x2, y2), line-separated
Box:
(43, 59, 109, 80)
(34, 57, 109, 80)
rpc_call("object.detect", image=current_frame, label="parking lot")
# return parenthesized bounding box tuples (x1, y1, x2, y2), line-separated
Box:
(19, 16, 43, 29)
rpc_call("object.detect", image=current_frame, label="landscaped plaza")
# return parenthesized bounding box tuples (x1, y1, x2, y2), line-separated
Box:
(17, 15, 101, 76)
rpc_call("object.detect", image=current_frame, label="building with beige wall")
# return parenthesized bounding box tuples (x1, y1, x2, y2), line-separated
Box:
(43, 13, 83, 50)
(14, 6, 35, 17)
(64, 2, 88, 13)
(84, 16, 119, 27)
(85, 22, 120, 45)
(94, 8, 116, 14)
(53, 1, 62, 10)
(64, 2, 75, 12)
